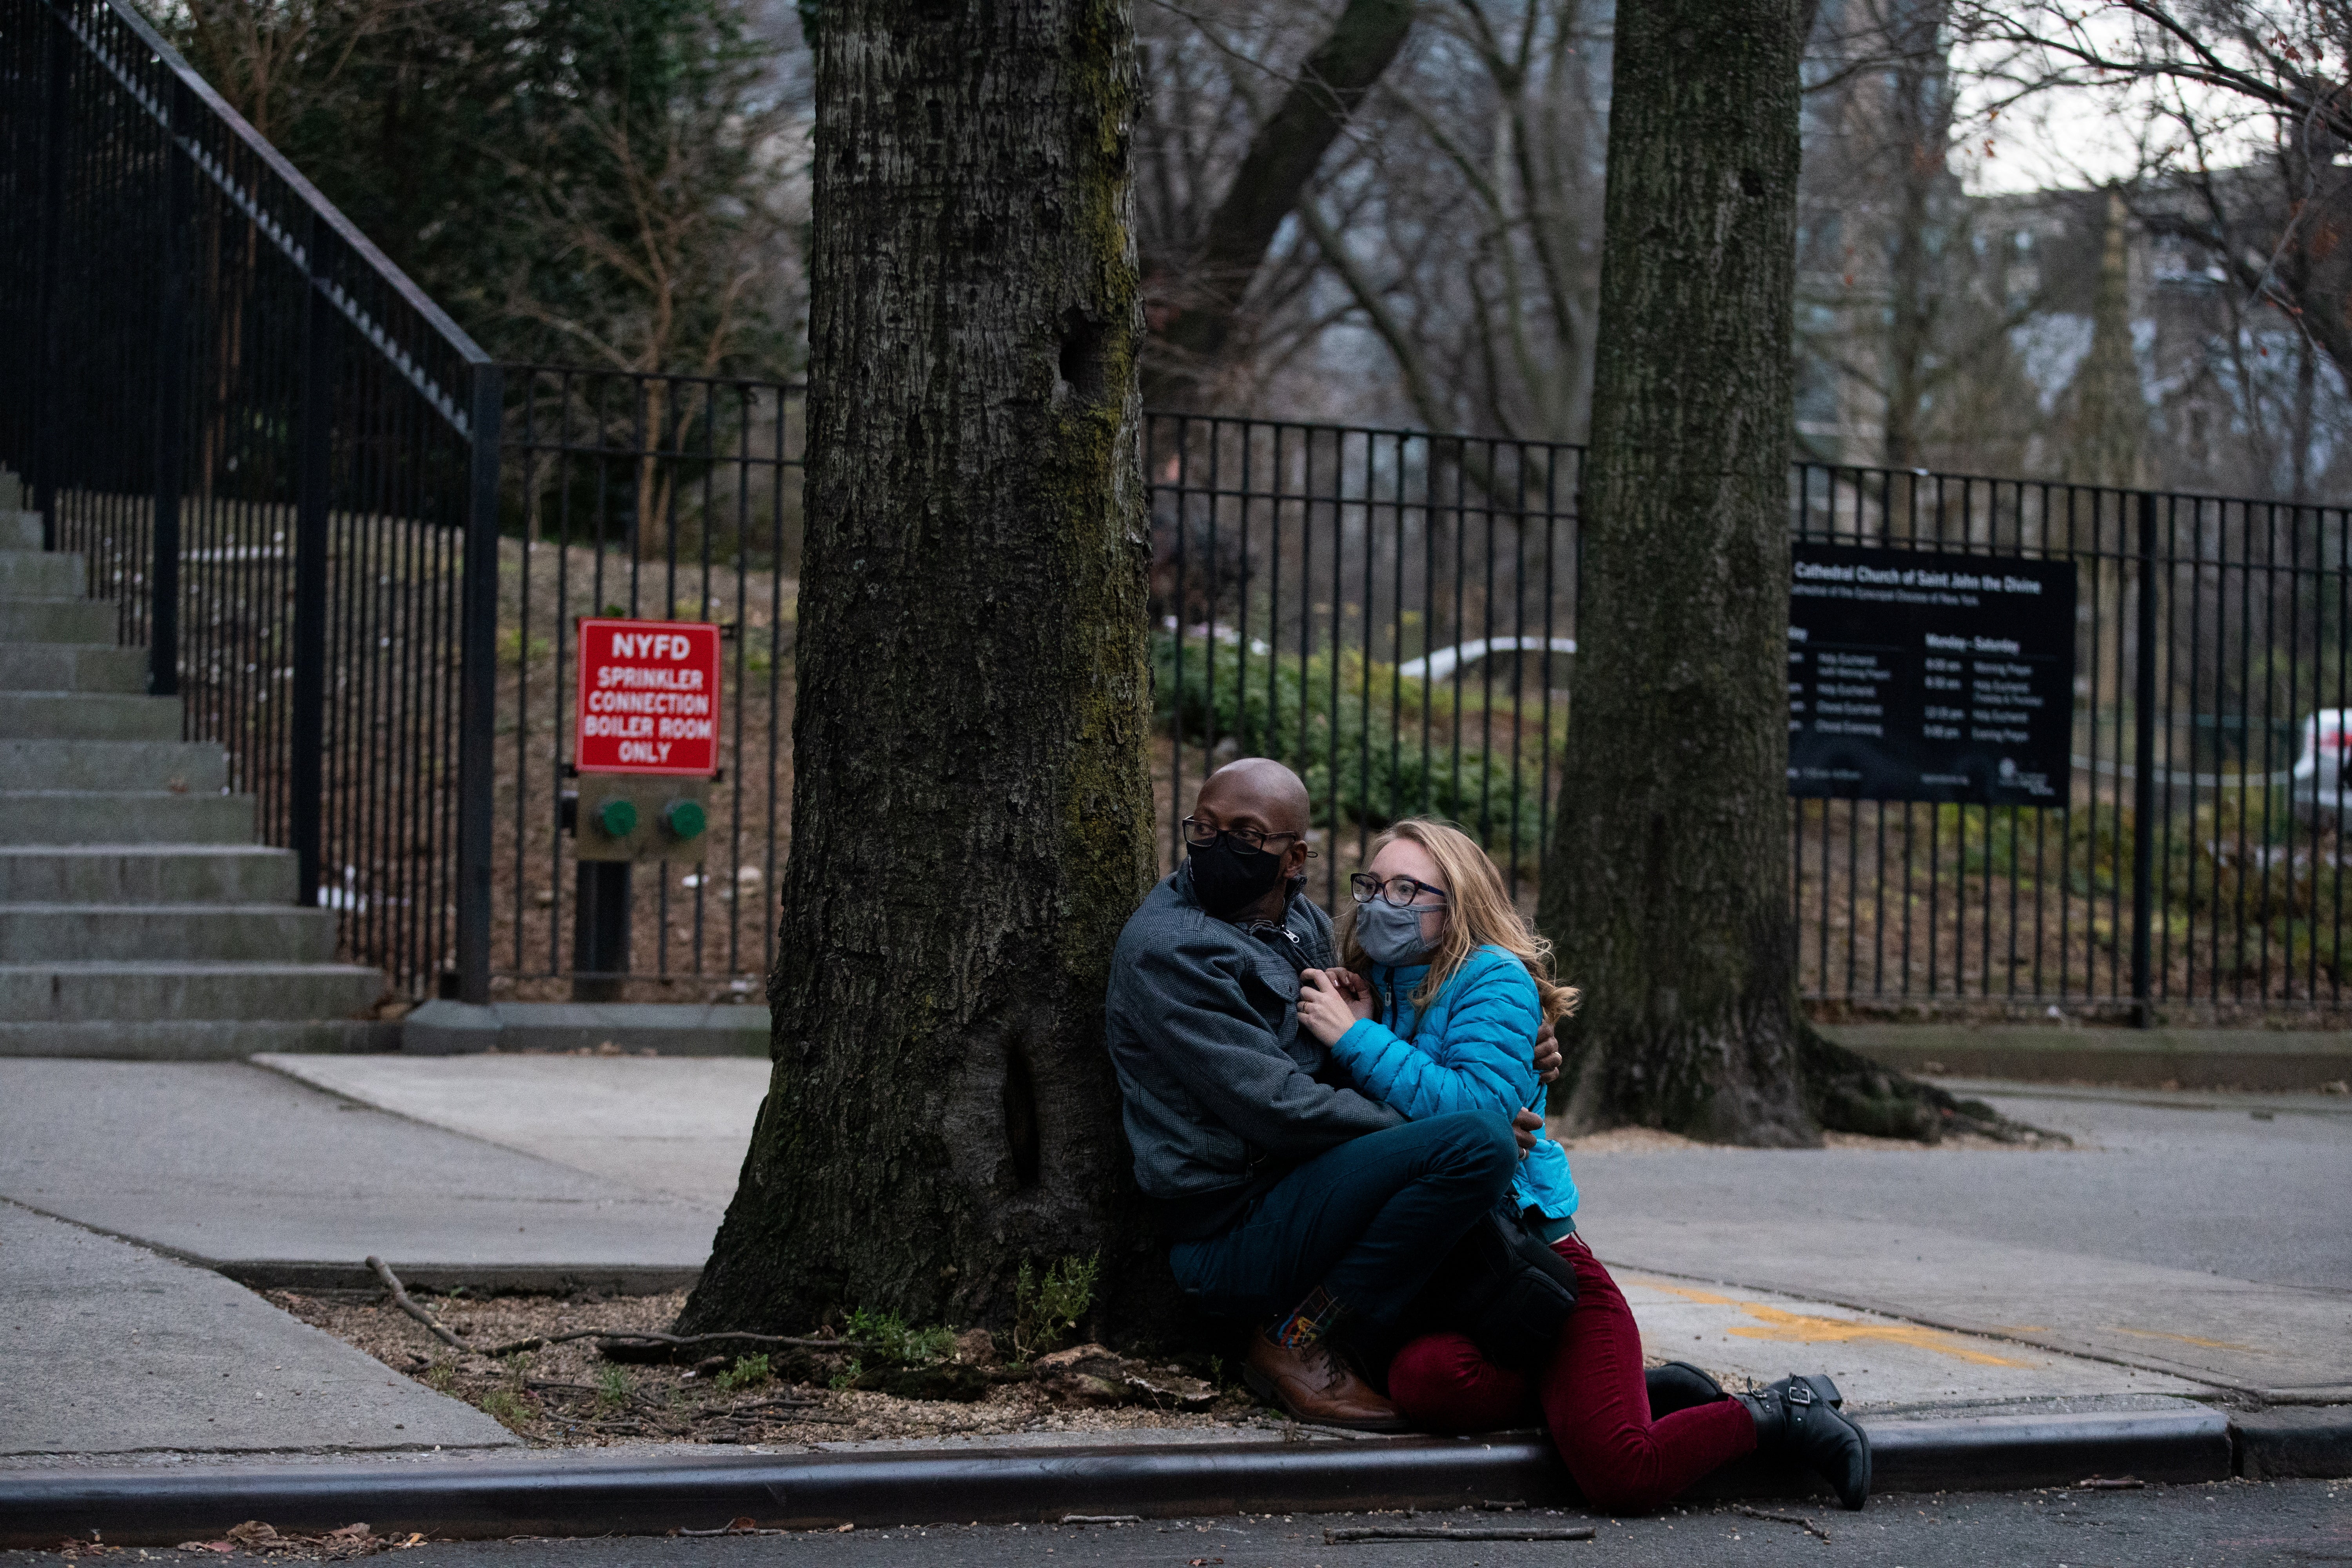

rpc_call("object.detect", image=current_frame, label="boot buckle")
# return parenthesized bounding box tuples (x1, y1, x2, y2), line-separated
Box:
(1786, 1379, 1815, 1407)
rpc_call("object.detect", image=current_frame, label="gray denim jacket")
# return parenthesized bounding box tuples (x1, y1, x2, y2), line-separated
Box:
(1105, 864, 1402, 1237)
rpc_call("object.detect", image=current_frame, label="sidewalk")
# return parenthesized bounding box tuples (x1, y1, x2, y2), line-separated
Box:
(0, 1057, 717, 1291)
(1575, 1079, 2352, 1403)
(2, 1053, 2345, 1541)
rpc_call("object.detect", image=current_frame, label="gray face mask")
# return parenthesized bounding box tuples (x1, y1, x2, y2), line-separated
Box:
(1357, 898, 1441, 967)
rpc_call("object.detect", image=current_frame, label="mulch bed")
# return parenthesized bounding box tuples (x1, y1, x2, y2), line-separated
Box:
(268, 1289, 1269, 1448)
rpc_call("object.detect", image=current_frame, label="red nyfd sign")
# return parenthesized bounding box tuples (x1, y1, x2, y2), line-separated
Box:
(574, 618, 722, 776)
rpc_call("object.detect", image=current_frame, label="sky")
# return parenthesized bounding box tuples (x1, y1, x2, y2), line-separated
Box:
(1946, 10, 2284, 198)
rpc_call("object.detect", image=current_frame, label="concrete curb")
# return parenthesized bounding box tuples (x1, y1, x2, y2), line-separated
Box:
(1820, 1023, 2352, 1091)
(401, 1001, 768, 1057)
(213, 1260, 706, 1295)
(2234, 1406, 2352, 1479)
(0, 1404, 2265, 1548)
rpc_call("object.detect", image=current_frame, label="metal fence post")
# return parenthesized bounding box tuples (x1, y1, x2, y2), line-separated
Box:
(148, 74, 189, 698)
(32, 12, 71, 547)
(289, 218, 336, 904)
(454, 362, 504, 1004)
(2130, 491, 2159, 1025)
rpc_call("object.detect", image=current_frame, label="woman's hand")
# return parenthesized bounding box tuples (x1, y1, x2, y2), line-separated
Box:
(1327, 966, 1378, 1023)
(1295, 969, 1363, 1047)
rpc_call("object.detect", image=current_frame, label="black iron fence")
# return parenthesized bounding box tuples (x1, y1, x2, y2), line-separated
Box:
(1146, 414, 1579, 911)
(492, 368, 800, 996)
(1152, 436, 2352, 1016)
(1, 0, 501, 999)
(13, 2, 2352, 1014)
(1786, 471, 2352, 1013)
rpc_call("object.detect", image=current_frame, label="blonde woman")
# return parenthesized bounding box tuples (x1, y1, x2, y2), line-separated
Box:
(1295, 818, 1870, 1514)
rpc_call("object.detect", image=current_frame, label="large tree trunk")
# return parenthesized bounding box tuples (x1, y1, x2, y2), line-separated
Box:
(678, 0, 1161, 1340)
(1535, 0, 1817, 1145)
(1538, 0, 2027, 1148)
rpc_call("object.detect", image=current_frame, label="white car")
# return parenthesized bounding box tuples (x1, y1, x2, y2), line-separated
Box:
(1397, 635, 1578, 683)
(2292, 709, 2352, 821)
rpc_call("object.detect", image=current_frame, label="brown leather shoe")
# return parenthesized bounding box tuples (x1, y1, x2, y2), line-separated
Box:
(1242, 1327, 1408, 1431)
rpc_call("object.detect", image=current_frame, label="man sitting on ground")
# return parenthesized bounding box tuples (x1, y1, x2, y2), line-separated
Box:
(1104, 758, 1549, 1428)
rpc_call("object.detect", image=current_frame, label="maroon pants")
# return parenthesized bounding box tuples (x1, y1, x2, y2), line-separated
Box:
(1386, 1235, 1756, 1514)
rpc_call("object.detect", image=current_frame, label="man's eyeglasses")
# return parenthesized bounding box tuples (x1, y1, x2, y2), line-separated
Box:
(1181, 817, 1312, 857)
(1350, 872, 1449, 908)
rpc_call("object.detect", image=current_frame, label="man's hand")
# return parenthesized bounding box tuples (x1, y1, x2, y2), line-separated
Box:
(1512, 1107, 1542, 1153)
(1533, 1016, 1563, 1086)
(1295, 969, 1364, 1048)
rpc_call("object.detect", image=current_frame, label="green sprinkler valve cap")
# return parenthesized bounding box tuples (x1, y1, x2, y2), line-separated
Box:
(594, 798, 638, 838)
(664, 799, 708, 840)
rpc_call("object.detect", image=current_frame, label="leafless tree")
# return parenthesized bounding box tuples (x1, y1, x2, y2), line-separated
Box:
(1301, 0, 1608, 441)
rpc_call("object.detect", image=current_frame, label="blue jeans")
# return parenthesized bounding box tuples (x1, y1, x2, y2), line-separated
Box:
(1167, 1110, 1517, 1327)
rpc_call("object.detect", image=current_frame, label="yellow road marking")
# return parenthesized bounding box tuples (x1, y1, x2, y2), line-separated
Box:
(2102, 1325, 2259, 1352)
(1628, 1278, 2034, 1368)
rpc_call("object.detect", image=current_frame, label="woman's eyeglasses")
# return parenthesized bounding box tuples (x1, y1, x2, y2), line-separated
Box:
(1350, 872, 1449, 908)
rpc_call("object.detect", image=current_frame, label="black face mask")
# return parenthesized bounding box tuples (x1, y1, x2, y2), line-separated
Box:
(1187, 834, 1290, 919)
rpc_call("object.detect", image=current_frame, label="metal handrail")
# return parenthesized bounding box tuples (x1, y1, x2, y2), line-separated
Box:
(47, 0, 492, 414)
(6, 0, 503, 1001)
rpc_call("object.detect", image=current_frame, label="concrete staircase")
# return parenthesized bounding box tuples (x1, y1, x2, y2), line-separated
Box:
(0, 485, 395, 1057)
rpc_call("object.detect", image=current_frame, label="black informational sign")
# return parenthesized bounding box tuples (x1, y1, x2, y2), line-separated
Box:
(1788, 542, 2077, 805)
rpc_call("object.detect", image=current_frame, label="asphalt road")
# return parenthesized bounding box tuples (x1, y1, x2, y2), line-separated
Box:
(7, 1483, 2345, 1566)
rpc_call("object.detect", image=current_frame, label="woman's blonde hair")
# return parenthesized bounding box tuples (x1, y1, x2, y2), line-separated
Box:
(1339, 817, 1581, 1026)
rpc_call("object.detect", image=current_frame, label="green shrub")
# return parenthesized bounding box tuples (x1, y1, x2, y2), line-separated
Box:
(1153, 634, 1555, 874)
(1013, 1252, 1099, 1360)
(843, 1308, 955, 1367)
(713, 1353, 770, 1390)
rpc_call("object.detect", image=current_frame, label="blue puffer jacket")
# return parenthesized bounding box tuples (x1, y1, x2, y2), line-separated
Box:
(1328, 944, 1580, 1222)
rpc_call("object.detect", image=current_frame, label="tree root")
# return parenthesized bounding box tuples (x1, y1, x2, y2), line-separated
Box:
(1798, 1026, 2061, 1145)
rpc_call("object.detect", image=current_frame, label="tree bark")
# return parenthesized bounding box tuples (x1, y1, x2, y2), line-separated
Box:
(1142, 0, 1414, 409)
(678, 0, 1161, 1340)
(1536, 0, 1818, 1145)
(1538, 0, 2027, 1148)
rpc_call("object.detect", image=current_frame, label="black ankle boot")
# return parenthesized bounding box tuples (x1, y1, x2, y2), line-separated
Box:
(1739, 1373, 1870, 1510)
(1644, 1361, 1726, 1419)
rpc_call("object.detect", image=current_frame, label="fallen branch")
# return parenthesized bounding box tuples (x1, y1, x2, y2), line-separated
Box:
(367, 1256, 464, 1351)
(474, 1330, 610, 1357)
(1288, 1420, 1388, 1442)
(1325, 1525, 1596, 1543)
(598, 1330, 874, 1355)
(478, 1328, 869, 1358)
(1732, 1504, 1831, 1542)
(678, 1520, 787, 1537)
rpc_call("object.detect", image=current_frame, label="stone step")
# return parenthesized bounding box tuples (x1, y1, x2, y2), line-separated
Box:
(0, 904, 338, 962)
(0, 960, 385, 1022)
(0, 740, 226, 792)
(0, 790, 254, 844)
(0, 510, 41, 551)
(0, 642, 149, 693)
(0, 845, 298, 904)
(0, 597, 114, 644)
(0, 549, 83, 596)
(0, 1017, 400, 1059)
(0, 691, 183, 742)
